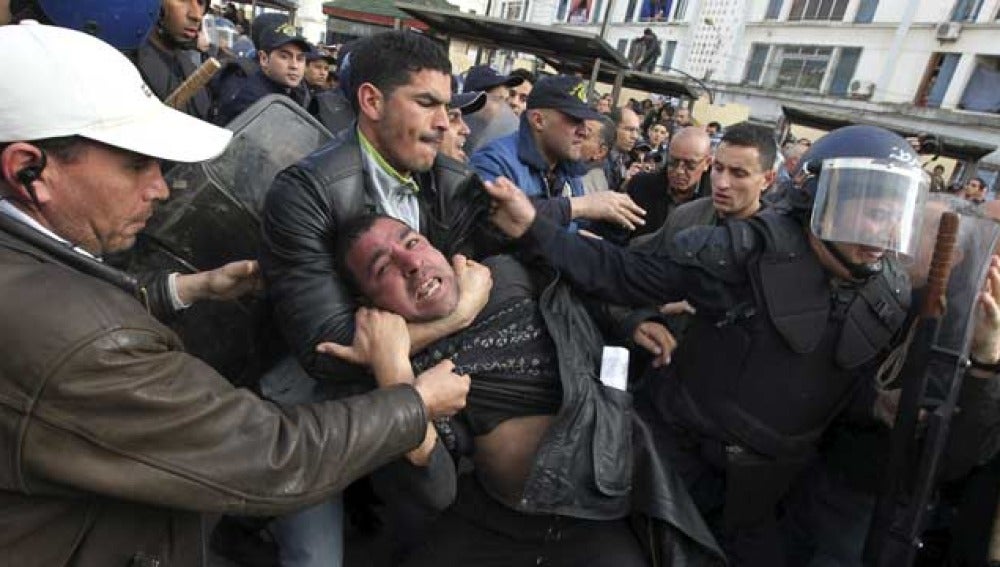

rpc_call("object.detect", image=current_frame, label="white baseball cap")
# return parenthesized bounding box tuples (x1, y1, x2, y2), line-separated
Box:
(0, 23, 231, 163)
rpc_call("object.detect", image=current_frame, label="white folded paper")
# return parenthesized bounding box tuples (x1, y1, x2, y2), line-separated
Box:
(599, 346, 630, 391)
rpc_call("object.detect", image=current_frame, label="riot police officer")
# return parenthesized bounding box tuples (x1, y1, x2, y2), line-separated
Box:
(136, 0, 213, 120)
(483, 124, 931, 565)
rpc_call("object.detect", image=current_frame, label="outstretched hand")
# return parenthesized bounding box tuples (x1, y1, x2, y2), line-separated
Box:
(176, 259, 261, 304)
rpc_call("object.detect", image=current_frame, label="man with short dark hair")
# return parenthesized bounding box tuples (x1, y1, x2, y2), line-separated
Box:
(213, 21, 311, 125)
(136, 0, 213, 120)
(507, 68, 535, 117)
(964, 176, 988, 204)
(326, 214, 724, 566)
(638, 121, 775, 249)
(0, 23, 470, 567)
(607, 106, 642, 190)
(580, 115, 616, 194)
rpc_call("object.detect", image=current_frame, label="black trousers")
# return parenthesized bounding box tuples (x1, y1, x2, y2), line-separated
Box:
(635, 395, 788, 567)
(402, 474, 649, 567)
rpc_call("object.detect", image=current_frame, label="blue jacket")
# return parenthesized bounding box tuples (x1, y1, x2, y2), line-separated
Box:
(471, 117, 588, 231)
(470, 117, 588, 200)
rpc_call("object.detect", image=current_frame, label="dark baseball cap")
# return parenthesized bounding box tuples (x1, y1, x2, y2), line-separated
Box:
(450, 91, 487, 115)
(306, 48, 336, 65)
(259, 22, 310, 52)
(464, 65, 523, 93)
(526, 75, 602, 121)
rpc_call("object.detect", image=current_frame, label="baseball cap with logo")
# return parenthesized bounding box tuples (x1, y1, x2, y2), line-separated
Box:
(0, 23, 231, 163)
(526, 75, 603, 121)
(463, 65, 524, 93)
(259, 22, 310, 53)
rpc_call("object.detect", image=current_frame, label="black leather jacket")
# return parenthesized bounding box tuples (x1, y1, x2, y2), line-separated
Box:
(260, 128, 500, 392)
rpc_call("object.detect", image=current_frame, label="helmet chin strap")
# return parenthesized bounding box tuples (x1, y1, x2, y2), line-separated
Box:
(822, 240, 882, 280)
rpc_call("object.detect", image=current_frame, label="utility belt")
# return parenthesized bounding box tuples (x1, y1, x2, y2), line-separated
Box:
(697, 436, 812, 529)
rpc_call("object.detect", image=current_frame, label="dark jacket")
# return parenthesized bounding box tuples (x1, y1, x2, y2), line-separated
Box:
(517, 208, 909, 459)
(0, 214, 429, 567)
(410, 256, 725, 565)
(261, 128, 543, 392)
(626, 169, 711, 240)
(214, 67, 311, 127)
(136, 38, 212, 121)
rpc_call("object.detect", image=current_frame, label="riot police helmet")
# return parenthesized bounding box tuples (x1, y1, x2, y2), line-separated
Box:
(11, 0, 159, 51)
(794, 125, 930, 272)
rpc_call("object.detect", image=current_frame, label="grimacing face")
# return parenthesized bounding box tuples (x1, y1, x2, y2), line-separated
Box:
(368, 69, 451, 175)
(346, 217, 459, 323)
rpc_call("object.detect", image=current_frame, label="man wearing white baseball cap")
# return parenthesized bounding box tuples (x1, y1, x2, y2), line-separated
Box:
(0, 23, 470, 567)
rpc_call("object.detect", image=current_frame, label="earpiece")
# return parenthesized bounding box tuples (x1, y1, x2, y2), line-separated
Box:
(14, 151, 47, 207)
(16, 165, 42, 187)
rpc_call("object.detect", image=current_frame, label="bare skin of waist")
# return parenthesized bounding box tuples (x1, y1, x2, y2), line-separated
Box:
(472, 414, 554, 509)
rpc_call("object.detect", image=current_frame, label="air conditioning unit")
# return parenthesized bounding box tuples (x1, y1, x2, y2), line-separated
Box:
(936, 22, 962, 41)
(849, 80, 875, 99)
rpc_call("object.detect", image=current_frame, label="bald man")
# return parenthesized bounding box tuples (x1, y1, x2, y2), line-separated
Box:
(625, 126, 712, 239)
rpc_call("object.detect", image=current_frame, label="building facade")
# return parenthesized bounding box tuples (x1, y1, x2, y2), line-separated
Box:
(509, 0, 999, 189)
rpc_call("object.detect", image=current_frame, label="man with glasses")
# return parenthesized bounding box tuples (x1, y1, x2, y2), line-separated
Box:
(626, 126, 712, 239)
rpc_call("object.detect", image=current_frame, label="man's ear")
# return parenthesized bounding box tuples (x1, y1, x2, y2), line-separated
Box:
(357, 82, 384, 122)
(0, 142, 52, 206)
(257, 50, 268, 66)
(763, 167, 776, 188)
(526, 109, 546, 132)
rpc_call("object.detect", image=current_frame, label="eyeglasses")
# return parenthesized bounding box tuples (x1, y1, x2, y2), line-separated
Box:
(666, 156, 706, 172)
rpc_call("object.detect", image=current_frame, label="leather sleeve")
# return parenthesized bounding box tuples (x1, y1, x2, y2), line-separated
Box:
(19, 326, 428, 516)
(260, 165, 365, 386)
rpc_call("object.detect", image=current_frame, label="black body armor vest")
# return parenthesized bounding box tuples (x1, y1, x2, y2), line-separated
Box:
(659, 209, 910, 458)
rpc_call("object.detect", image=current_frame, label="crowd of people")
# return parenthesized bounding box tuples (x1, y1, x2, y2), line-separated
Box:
(2, 3, 1000, 567)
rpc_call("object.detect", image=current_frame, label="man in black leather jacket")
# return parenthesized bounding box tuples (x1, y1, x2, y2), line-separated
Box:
(260, 30, 572, 395)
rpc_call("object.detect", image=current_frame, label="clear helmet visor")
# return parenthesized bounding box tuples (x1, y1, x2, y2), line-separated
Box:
(809, 157, 930, 258)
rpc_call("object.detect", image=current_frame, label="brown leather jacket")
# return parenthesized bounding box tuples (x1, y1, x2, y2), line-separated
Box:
(0, 219, 428, 566)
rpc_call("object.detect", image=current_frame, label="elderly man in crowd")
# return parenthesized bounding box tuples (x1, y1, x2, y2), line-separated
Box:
(626, 126, 713, 239)
(0, 23, 469, 567)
